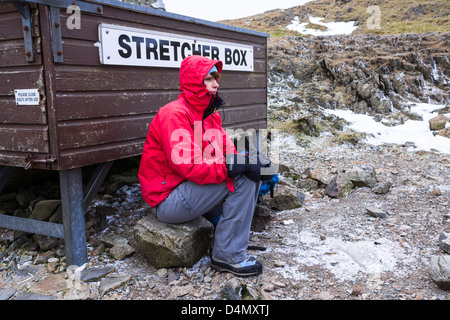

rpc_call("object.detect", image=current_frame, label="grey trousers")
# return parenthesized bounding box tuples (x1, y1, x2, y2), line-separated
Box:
(155, 175, 260, 264)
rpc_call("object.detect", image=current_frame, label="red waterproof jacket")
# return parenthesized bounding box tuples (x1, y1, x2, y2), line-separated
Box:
(138, 56, 236, 208)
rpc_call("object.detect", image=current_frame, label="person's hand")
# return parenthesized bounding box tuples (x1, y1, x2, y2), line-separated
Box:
(246, 155, 275, 182)
(225, 153, 249, 178)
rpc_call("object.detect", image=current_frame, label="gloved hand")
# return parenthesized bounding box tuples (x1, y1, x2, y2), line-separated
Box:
(225, 153, 249, 178)
(260, 163, 276, 181)
(246, 153, 276, 182)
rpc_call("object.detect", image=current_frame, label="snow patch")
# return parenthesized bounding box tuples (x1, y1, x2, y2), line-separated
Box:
(326, 103, 450, 154)
(274, 230, 414, 282)
(287, 16, 358, 36)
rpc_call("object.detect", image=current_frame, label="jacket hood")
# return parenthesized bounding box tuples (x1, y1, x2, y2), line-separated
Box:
(179, 55, 223, 112)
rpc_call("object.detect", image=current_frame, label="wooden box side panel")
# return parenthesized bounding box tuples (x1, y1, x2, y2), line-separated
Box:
(0, 3, 50, 168)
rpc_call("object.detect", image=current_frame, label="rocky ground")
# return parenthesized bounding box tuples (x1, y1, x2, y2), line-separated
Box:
(0, 131, 449, 301)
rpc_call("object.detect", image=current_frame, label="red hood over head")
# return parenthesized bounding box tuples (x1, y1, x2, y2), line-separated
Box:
(179, 55, 223, 112)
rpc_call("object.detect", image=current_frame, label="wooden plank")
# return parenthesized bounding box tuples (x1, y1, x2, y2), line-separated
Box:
(61, 39, 101, 66)
(0, 151, 57, 170)
(0, 7, 41, 39)
(57, 115, 153, 150)
(254, 44, 267, 59)
(0, 125, 49, 153)
(224, 119, 267, 131)
(0, 150, 32, 168)
(0, 38, 42, 67)
(0, 10, 24, 40)
(59, 138, 145, 170)
(56, 88, 266, 121)
(56, 90, 178, 121)
(0, 96, 46, 124)
(0, 2, 17, 14)
(220, 73, 267, 90)
(221, 104, 267, 127)
(0, 66, 44, 96)
(55, 65, 179, 91)
(253, 58, 267, 72)
(54, 65, 266, 91)
(220, 89, 267, 106)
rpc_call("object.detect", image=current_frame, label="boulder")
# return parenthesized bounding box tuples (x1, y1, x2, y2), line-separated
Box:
(325, 175, 353, 199)
(294, 115, 320, 136)
(0, 288, 16, 300)
(110, 243, 135, 260)
(365, 206, 388, 219)
(297, 178, 319, 191)
(79, 266, 116, 282)
(28, 200, 61, 222)
(439, 232, 450, 254)
(99, 273, 131, 298)
(333, 132, 365, 145)
(429, 255, 450, 290)
(133, 215, 214, 268)
(325, 166, 377, 199)
(372, 182, 391, 194)
(437, 128, 450, 138)
(429, 114, 449, 131)
(343, 166, 377, 188)
(264, 184, 304, 211)
(251, 204, 274, 232)
(15, 189, 36, 208)
(305, 168, 332, 186)
(101, 233, 129, 247)
(222, 278, 259, 300)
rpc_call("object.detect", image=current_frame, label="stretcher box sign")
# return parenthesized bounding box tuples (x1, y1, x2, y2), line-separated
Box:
(14, 89, 40, 106)
(98, 24, 254, 72)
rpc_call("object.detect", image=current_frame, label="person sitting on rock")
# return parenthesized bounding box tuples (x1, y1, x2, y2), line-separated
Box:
(138, 55, 274, 276)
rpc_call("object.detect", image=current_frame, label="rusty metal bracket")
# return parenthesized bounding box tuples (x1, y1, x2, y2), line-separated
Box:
(24, 154, 57, 170)
(46, 1, 103, 63)
(49, 5, 63, 63)
(11, 1, 34, 62)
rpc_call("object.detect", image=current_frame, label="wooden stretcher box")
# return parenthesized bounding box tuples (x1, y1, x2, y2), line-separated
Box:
(0, 0, 269, 266)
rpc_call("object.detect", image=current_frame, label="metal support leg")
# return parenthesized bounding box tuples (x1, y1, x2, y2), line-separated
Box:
(59, 167, 87, 267)
(83, 161, 114, 211)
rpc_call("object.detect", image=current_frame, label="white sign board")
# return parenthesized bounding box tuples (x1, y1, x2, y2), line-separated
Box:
(14, 89, 40, 106)
(98, 24, 254, 72)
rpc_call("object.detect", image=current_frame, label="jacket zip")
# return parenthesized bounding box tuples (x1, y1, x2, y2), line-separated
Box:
(202, 94, 216, 157)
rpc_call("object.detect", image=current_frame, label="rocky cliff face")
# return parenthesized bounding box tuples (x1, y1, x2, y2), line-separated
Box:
(268, 32, 449, 119)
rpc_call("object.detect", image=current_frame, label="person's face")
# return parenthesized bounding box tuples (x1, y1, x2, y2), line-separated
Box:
(204, 73, 219, 94)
